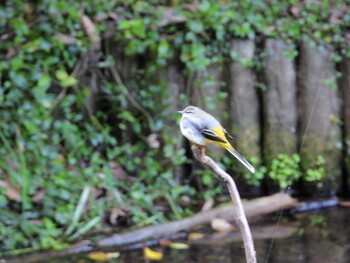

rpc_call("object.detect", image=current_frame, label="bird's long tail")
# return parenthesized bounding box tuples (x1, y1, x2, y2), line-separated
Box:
(226, 147, 255, 174)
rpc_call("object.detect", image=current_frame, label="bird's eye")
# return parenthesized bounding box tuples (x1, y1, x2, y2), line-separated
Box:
(185, 110, 193, 114)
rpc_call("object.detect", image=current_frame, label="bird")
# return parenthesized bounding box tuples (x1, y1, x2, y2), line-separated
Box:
(178, 105, 255, 173)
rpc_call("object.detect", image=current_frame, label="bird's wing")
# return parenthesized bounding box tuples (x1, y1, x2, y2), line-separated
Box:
(224, 128, 234, 139)
(181, 117, 206, 145)
(200, 127, 227, 143)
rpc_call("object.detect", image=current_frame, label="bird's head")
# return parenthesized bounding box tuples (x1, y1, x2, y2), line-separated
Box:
(177, 106, 199, 117)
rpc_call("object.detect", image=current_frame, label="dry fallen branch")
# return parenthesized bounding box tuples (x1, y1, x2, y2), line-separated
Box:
(97, 193, 296, 248)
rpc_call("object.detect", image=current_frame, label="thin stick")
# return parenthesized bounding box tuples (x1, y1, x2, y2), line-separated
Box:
(191, 145, 257, 263)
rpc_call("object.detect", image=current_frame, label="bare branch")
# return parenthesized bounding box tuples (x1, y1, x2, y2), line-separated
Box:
(191, 145, 257, 263)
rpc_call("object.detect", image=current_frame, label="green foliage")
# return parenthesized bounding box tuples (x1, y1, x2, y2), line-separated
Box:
(268, 154, 302, 189)
(266, 153, 326, 190)
(113, 0, 349, 72)
(239, 153, 326, 189)
(305, 155, 326, 186)
(243, 157, 266, 187)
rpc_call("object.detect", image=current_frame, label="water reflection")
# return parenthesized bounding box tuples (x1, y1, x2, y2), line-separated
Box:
(160, 207, 350, 263)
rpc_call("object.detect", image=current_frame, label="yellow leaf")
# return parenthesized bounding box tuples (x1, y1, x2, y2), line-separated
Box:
(188, 232, 204, 240)
(144, 247, 163, 261)
(106, 252, 120, 259)
(87, 251, 120, 261)
(169, 242, 189, 250)
(88, 251, 109, 261)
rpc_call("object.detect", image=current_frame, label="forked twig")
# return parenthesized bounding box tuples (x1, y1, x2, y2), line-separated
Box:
(191, 144, 257, 263)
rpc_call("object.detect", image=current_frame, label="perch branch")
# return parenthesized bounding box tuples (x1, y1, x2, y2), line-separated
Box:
(191, 145, 257, 263)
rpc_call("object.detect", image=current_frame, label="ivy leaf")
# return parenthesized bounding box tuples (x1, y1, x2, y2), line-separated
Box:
(188, 20, 204, 33)
(131, 19, 146, 38)
(158, 39, 170, 58)
(55, 70, 77, 88)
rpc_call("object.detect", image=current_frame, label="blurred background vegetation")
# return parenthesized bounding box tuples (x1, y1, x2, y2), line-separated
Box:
(0, 0, 349, 254)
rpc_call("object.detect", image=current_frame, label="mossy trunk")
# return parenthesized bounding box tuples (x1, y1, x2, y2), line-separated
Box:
(298, 42, 342, 195)
(192, 64, 226, 115)
(338, 57, 350, 195)
(225, 39, 260, 174)
(163, 58, 186, 113)
(261, 39, 298, 165)
(160, 58, 187, 181)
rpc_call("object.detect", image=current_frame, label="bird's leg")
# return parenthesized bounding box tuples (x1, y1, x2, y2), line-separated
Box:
(191, 144, 207, 163)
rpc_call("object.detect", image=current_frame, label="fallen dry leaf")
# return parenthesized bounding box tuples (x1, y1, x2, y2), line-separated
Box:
(88, 251, 120, 262)
(109, 206, 128, 225)
(211, 218, 235, 233)
(159, 239, 172, 246)
(109, 161, 125, 180)
(339, 201, 350, 207)
(32, 189, 47, 204)
(188, 232, 204, 241)
(0, 179, 21, 201)
(169, 242, 189, 250)
(81, 14, 101, 46)
(54, 34, 77, 45)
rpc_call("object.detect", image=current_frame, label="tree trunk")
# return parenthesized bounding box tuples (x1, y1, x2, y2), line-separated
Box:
(225, 39, 260, 167)
(298, 42, 342, 196)
(261, 39, 298, 165)
(338, 57, 350, 195)
(224, 39, 260, 183)
(161, 58, 187, 182)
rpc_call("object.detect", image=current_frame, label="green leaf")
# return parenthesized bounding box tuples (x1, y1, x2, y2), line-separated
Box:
(131, 19, 146, 38)
(158, 40, 170, 58)
(188, 20, 204, 33)
(202, 173, 213, 186)
(55, 70, 77, 88)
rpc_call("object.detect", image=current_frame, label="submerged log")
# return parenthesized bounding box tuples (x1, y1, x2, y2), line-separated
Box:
(261, 39, 297, 164)
(97, 193, 296, 248)
(288, 198, 339, 214)
(298, 42, 342, 195)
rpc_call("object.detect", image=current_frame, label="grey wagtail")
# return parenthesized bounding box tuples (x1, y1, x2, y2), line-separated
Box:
(178, 106, 255, 173)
